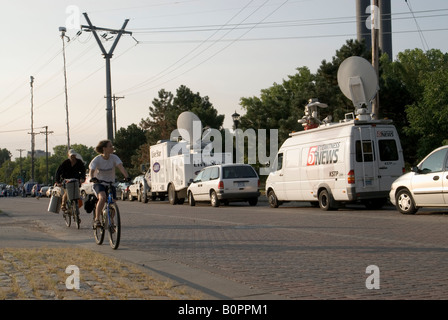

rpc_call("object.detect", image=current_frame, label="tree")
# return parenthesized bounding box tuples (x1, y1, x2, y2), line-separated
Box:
(0, 148, 11, 167)
(114, 124, 147, 176)
(392, 49, 448, 161)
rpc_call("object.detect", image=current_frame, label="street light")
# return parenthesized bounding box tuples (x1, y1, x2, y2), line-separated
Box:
(232, 111, 240, 130)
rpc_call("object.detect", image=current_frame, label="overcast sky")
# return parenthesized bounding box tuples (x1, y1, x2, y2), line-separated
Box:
(1, 0, 448, 160)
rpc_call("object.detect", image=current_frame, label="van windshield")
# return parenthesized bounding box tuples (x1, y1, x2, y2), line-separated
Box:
(223, 166, 257, 179)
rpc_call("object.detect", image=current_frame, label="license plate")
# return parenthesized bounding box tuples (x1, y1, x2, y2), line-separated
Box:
(237, 182, 245, 188)
(365, 179, 372, 186)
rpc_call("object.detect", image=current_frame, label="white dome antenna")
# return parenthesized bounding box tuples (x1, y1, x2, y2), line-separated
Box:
(337, 56, 378, 120)
(176, 111, 202, 149)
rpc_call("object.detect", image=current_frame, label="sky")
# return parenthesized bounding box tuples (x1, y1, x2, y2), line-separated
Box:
(1, 0, 448, 161)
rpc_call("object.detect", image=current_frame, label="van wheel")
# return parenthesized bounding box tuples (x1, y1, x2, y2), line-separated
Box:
(168, 184, 178, 205)
(188, 192, 196, 206)
(268, 190, 279, 208)
(396, 189, 418, 215)
(210, 191, 220, 207)
(318, 189, 336, 211)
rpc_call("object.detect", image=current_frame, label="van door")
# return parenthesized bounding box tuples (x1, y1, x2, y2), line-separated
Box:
(412, 147, 447, 206)
(283, 149, 301, 200)
(268, 152, 287, 200)
(375, 127, 404, 192)
(354, 126, 379, 193)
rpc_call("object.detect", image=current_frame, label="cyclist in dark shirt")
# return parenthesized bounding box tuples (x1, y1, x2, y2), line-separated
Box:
(55, 149, 86, 212)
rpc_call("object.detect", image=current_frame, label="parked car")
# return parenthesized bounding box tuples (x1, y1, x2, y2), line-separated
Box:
(39, 185, 51, 197)
(116, 182, 130, 201)
(128, 175, 149, 202)
(23, 182, 36, 197)
(187, 163, 260, 207)
(389, 145, 448, 214)
(80, 174, 95, 198)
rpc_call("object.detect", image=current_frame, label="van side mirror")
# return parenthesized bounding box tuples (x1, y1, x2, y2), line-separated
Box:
(411, 166, 419, 173)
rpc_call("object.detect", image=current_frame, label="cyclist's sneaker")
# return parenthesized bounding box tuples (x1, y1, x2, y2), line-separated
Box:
(93, 220, 101, 228)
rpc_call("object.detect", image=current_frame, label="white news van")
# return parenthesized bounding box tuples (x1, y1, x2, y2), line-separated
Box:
(265, 114, 405, 210)
(265, 56, 405, 210)
(149, 112, 231, 205)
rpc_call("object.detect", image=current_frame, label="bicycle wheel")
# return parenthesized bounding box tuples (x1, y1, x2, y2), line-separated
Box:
(94, 211, 105, 245)
(108, 203, 121, 250)
(72, 200, 81, 229)
(64, 204, 71, 227)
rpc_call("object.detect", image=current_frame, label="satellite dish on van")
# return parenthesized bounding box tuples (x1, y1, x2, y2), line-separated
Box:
(177, 111, 202, 148)
(337, 56, 378, 119)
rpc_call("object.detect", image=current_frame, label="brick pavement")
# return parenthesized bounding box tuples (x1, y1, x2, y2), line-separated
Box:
(1, 197, 448, 300)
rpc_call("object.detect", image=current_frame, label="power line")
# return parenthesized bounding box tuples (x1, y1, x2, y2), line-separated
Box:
(405, 0, 430, 51)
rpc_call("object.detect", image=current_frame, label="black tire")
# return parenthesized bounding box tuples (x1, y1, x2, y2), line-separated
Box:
(108, 204, 121, 250)
(168, 184, 178, 205)
(94, 212, 105, 245)
(267, 190, 279, 208)
(396, 189, 418, 215)
(210, 190, 220, 207)
(64, 210, 71, 227)
(188, 192, 196, 206)
(318, 189, 336, 211)
(142, 190, 148, 203)
(73, 200, 81, 229)
(248, 197, 258, 206)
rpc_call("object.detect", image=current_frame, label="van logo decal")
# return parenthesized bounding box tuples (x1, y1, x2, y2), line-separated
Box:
(307, 142, 340, 166)
(153, 162, 160, 173)
(377, 130, 393, 137)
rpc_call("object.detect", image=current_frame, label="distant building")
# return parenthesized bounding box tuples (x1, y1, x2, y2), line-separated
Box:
(27, 150, 50, 158)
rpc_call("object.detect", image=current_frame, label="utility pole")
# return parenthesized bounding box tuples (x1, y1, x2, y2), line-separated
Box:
(59, 26, 71, 150)
(29, 76, 36, 182)
(106, 94, 124, 138)
(81, 13, 132, 142)
(371, 0, 380, 120)
(40, 126, 54, 185)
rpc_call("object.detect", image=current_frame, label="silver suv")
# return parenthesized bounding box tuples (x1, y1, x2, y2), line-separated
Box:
(187, 164, 260, 207)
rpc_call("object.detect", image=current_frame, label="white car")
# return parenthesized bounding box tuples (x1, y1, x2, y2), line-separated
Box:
(187, 164, 260, 207)
(389, 145, 448, 214)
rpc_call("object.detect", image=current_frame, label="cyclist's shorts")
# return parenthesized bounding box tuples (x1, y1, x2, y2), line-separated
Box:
(93, 183, 117, 200)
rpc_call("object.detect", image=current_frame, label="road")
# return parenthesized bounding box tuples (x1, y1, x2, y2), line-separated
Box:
(1, 196, 448, 300)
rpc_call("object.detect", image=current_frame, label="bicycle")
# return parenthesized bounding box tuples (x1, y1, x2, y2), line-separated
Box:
(91, 179, 121, 250)
(63, 178, 81, 229)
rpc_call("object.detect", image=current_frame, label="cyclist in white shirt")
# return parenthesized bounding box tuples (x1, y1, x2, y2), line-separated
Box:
(89, 139, 130, 227)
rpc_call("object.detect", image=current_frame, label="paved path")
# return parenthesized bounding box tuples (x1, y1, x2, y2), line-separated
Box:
(0, 197, 286, 301)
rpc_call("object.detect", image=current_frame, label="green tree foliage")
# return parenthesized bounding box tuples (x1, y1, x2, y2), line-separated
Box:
(399, 49, 448, 159)
(140, 85, 225, 144)
(0, 148, 11, 167)
(0, 144, 95, 186)
(114, 124, 147, 177)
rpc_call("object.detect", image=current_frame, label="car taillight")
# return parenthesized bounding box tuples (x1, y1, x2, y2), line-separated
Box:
(218, 181, 224, 189)
(348, 170, 355, 184)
